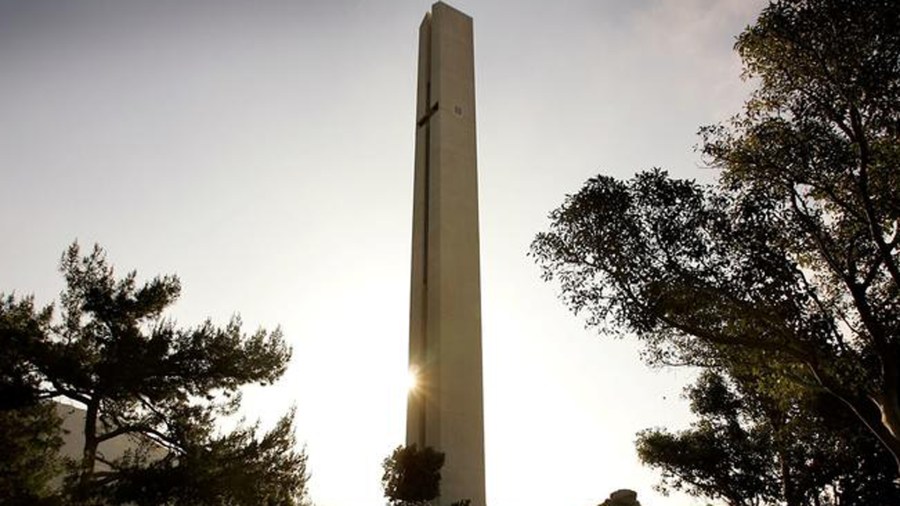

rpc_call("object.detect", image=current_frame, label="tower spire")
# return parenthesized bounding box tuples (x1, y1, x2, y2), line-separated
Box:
(406, 3, 486, 506)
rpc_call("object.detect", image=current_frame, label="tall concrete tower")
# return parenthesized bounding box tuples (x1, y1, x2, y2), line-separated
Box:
(406, 3, 486, 506)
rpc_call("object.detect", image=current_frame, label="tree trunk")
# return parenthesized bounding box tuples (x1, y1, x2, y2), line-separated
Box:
(77, 400, 100, 497)
(835, 391, 900, 474)
(874, 393, 900, 469)
(779, 447, 801, 506)
(877, 350, 900, 443)
(811, 363, 900, 475)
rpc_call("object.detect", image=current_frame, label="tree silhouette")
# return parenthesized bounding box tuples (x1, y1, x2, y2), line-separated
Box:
(637, 370, 900, 505)
(382, 444, 444, 506)
(532, 0, 900, 473)
(0, 243, 308, 505)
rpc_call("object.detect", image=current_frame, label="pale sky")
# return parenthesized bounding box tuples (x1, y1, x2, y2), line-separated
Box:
(0, 1, 767, 505)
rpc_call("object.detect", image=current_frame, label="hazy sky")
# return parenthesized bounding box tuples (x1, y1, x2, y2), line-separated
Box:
(0, 1, 768, 505)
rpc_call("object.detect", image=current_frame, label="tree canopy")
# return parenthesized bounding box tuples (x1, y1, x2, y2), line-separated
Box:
(637, 370, 899, 506)
(0, 404, 64, 505)
(532, 0, 900, 484)
(0, 243, 308, 505)
(382, 444, 445, 506)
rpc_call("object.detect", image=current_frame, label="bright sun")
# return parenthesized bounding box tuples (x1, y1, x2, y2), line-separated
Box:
(406, 368, 419, 392)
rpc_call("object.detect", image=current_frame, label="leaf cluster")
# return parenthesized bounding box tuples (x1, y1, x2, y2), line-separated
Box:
(382, 444, 445, 506)
(638, 370, 900, 506)
(0, 243, 308, 505)
(532, 0, 900, 471)
(0, 403, 65, 505)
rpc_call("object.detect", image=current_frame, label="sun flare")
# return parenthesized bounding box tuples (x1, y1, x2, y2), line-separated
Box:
(406, 367, 419, 392)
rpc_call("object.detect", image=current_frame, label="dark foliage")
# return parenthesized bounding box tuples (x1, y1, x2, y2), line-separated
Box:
(382, 444, 445, 506)
(533, 0, 900, 471)
(637, 370, 900, 506)
(0, 243, 308, 505)
(0, 403, 64, 505)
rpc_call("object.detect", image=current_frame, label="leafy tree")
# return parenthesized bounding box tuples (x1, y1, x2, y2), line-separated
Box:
(637, 372, 779, 506)
(0, 243, 308, 505)
(108, 408, 308, 506)
(0, 403, 64, 505)
(0, 296, 64, 505)
(637, 370, 900, 506)
(531, 0, 900, 471)
(382, 444, 445, 506)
